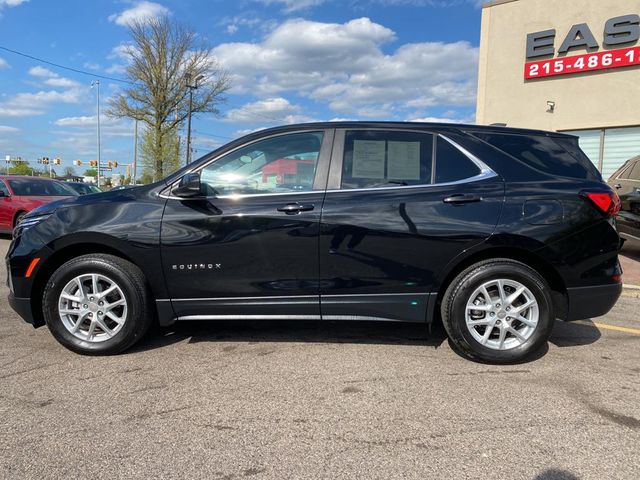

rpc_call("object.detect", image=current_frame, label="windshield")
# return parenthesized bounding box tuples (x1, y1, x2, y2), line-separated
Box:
(8, 179, 78, 196)
(68, 183, 101, 194)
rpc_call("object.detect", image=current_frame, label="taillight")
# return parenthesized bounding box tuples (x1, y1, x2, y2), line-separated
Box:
(582, 190, 621, 217)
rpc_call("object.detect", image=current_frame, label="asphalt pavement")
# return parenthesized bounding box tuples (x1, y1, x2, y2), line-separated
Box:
(1, 237, 639, 480)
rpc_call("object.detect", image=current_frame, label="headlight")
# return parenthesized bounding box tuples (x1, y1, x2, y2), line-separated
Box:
(13, 213, 52, 238)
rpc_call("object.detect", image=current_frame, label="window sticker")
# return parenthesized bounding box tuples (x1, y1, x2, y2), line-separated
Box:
(387, 141, 420, 180)
(352, 140, 386, 179)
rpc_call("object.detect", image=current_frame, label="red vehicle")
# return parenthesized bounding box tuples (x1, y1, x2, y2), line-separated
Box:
(0, 176, 77, 233)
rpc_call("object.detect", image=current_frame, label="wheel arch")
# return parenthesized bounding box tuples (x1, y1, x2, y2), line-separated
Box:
(431, 245, 568, 324)
(30, 241, 147, 328)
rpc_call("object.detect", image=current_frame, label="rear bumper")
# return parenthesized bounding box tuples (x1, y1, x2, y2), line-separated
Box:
(565, 283, 622, 321)
(8, 294, 37, 326)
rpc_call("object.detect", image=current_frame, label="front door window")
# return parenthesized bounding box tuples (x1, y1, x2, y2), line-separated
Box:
(200, 132, 324, 196)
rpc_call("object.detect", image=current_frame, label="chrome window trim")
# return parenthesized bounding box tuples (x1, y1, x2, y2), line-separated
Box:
(160, 131, 498, 200)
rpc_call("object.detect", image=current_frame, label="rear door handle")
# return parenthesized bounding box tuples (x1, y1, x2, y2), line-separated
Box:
(614, 184, 622, 190)
(443, 193, 482, 204)
(277, 203, 315, 215)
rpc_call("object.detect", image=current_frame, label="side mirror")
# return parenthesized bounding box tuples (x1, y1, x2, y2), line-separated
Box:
(173, 172, 202, 198)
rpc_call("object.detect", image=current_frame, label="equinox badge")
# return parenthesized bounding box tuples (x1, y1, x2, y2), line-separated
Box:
(172, 263, 221, 270)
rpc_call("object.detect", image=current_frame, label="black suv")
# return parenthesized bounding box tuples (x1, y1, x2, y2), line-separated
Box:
(6, 122, 623, 363)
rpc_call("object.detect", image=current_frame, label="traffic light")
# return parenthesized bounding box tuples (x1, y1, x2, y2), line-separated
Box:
(107, 161, 112, 168)
(40, 157, 49, 165)
(89, 160, 97, 167)
(74, 160, 82, 166)
(54, 157, 61, 166)
(113, 161, 118, 168)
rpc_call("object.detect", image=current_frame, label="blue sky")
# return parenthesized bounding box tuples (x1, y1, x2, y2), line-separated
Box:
(0, 0, 483, 176)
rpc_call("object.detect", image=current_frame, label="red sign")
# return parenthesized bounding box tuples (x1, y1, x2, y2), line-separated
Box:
(524, 46, 640, 79)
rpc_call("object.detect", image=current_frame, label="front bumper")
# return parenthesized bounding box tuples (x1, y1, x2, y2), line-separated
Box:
(565, 283, 622, 321)
(8, 293, 37, 326)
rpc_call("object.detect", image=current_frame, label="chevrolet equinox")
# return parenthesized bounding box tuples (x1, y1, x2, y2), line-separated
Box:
(6, 122, 623, 363)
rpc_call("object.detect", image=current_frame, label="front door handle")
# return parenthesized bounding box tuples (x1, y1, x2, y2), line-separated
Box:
(443, 193, 482, 204)
(277, 203, 315, 215)
(615, 184, 622, 190)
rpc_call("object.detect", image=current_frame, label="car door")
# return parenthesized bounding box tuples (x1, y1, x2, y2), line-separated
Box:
(0, 180, 13, 231)
(160, 129, 333, 320)
(318, 128, 504, 323)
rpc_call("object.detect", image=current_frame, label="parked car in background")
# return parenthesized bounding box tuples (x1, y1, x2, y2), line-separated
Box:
(608, 155, 640, 247)
(7, 122, 623, 363)
(65, 182, 102, 195)
(0, 176, 77, 234)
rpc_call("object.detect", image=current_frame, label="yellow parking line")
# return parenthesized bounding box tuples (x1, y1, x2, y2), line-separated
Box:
(572, 320, 640, 335)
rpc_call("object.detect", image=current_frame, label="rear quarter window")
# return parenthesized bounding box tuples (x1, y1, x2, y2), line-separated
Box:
(435, 137, 480, 183)
(472, 132, 601, 180)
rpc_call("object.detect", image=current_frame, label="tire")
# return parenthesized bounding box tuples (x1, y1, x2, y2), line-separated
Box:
(441, 259, 554, 364)
(42, 254, 153, 355)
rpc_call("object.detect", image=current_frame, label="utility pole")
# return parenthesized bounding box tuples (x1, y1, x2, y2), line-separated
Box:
(91, 80, 102, 188)
(132, 119, 138, 184)
(185, 73, 203, 164)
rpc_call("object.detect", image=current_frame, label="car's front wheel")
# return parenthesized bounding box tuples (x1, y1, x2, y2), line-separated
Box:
(441, 259, 554, 363)
(42, 254, 153, 354)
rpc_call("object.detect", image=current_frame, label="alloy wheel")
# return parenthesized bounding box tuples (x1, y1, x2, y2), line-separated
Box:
(465, 278, 539, 350)
(58, 273, 128, 342)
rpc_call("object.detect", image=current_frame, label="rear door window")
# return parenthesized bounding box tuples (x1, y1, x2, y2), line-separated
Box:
(341, 130, 434, 189)
(472, 132, 599, 179)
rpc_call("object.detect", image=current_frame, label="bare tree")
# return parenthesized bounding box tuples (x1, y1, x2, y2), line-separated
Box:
(108, 17, 229, 181)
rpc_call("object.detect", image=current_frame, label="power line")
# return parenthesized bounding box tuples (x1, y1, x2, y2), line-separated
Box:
(192, 129, 233, 140)
(0, 45, 134, 84)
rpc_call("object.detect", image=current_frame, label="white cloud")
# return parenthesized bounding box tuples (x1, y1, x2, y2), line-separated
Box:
(250, 0, 482, 11)
(28, 66, 56, 78)
(0, 87, 83, 118)
(108, 1, 170, 27)
(105, 43, 136, 74)
(44, 77, 80, 88)
(212, 17, 478, 118)
(0, 57, 9, 69)
(28, 66, 81, 88)
(408, 115, 473, 124)
(255, 0, 325, 12)
(219, 15, 275, 36)
(83, 62, 101, 71)
(54, 115, 105, 127)
(54, 115, 134, 137)
(0, 0, 28, 7)
(0, 125, 19, 133)
(225, 97, 316, 124)
(369, 0, 482, 6)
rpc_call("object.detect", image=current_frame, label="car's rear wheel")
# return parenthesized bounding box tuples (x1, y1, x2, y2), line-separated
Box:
(441, 259, 554, 363)
(42, 254, 153, 354)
